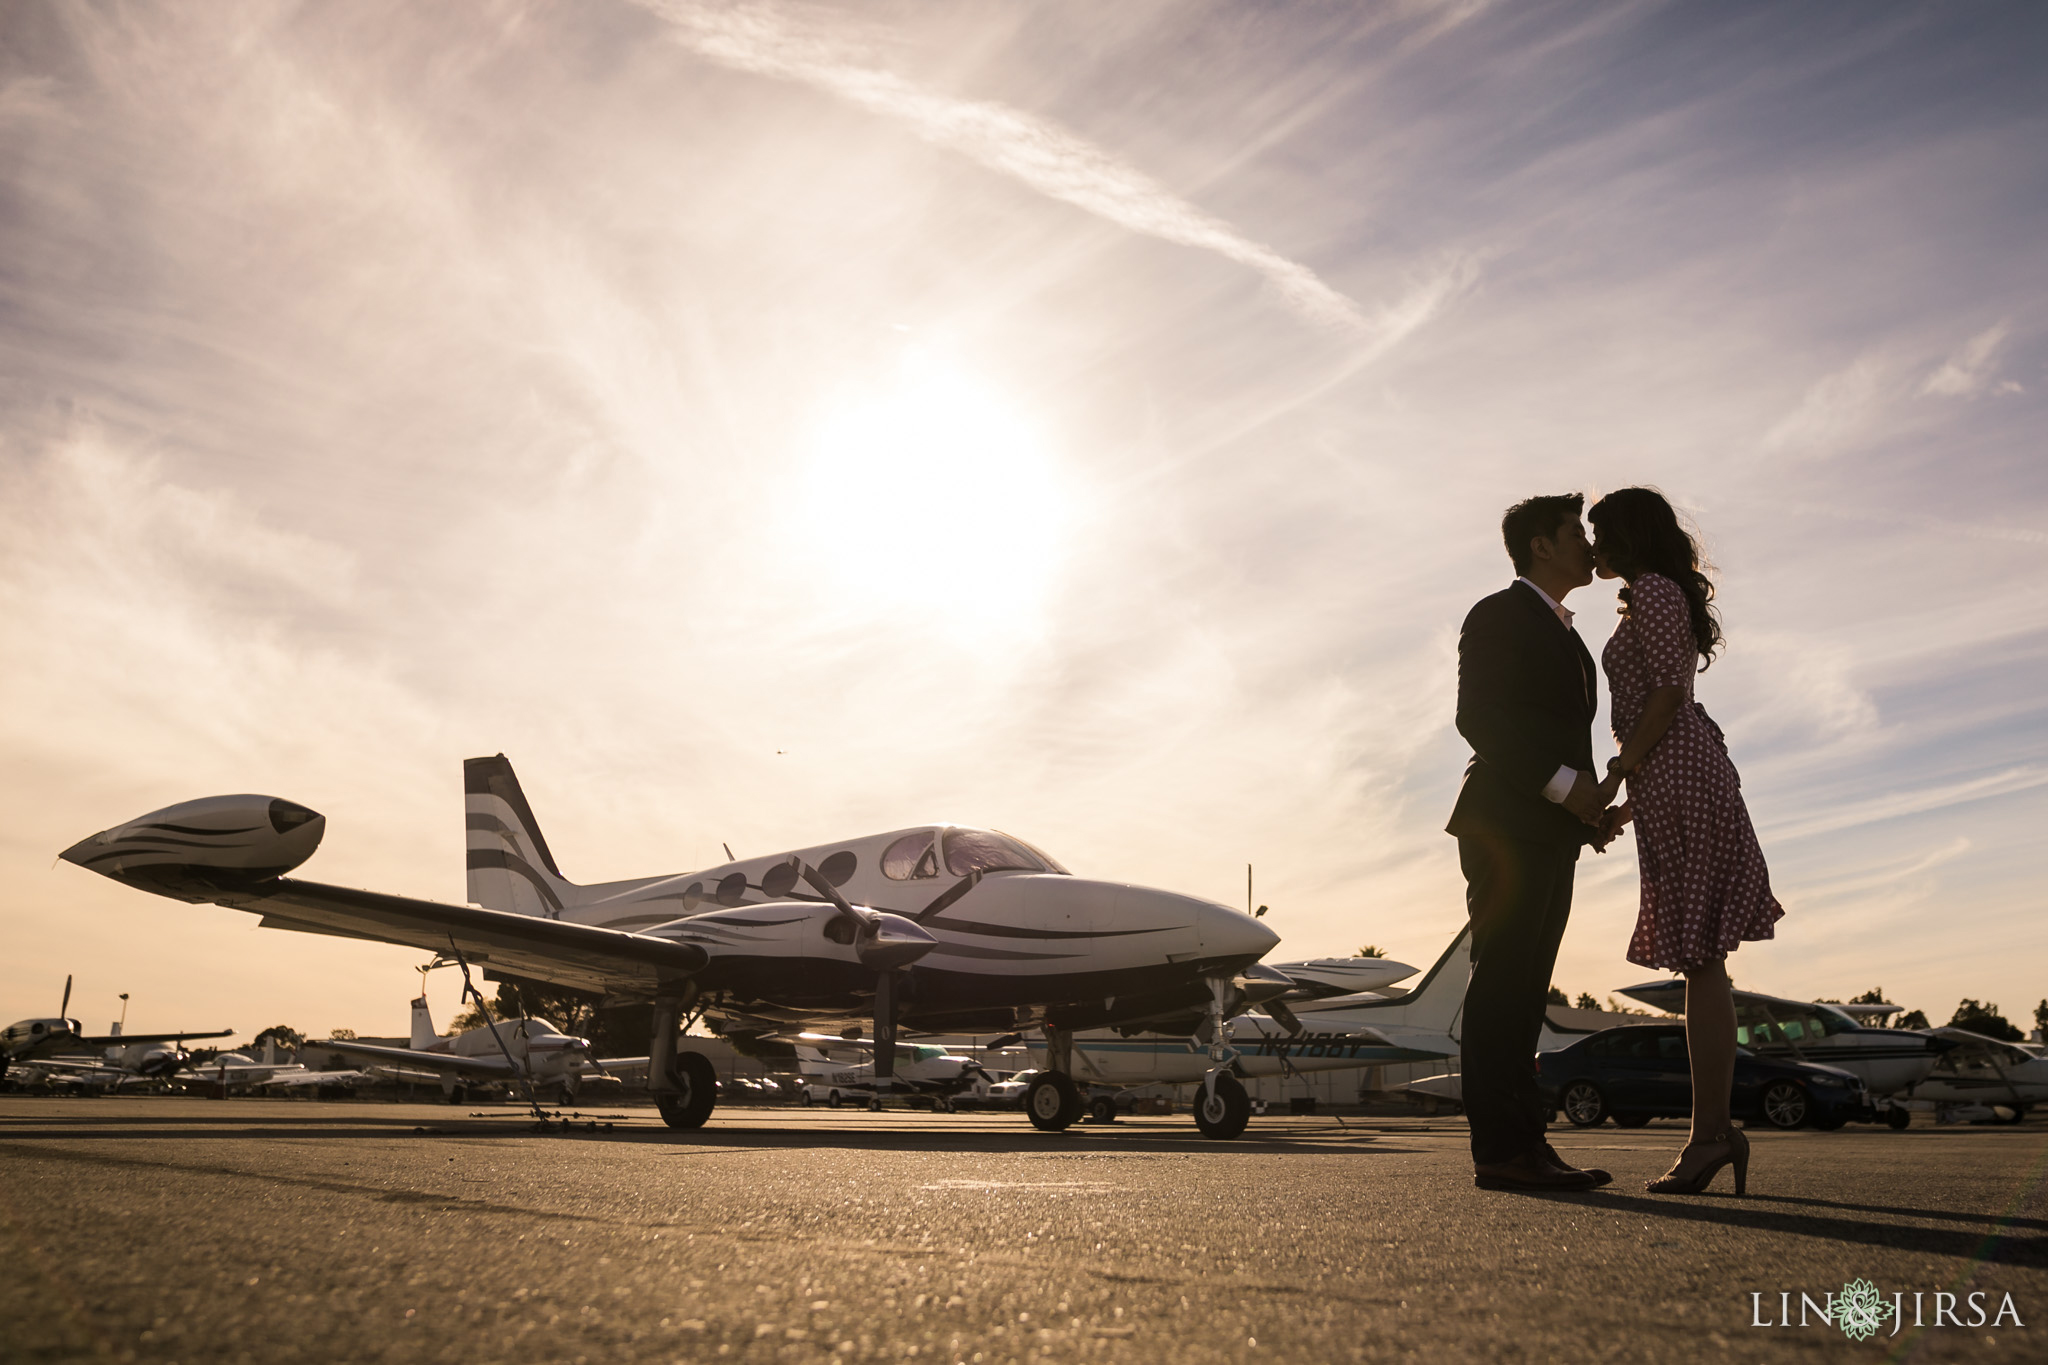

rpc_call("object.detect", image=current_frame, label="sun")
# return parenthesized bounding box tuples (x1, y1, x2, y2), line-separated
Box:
(797, 347, 1072, 627)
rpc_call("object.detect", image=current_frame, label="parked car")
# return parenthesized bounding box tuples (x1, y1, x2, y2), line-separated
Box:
(1538, 1024, 1868, 1131)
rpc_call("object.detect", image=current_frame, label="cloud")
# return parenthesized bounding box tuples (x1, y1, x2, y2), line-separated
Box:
(1760, 354, 1889, 456)
(1763, 765, 2048, 843)
(632, 0, 1395, 344)
(1922, 322, 2020, 398)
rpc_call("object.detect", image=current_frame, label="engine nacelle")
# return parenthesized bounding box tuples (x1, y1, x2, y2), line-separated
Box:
(60, 795, 324, 900)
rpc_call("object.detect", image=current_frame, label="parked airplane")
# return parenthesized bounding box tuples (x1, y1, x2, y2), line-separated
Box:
(1019, 928, 1470, 1137)
(191, 1040, 371, 1094)
(792, 1035, 994, 1110)
(1908, 1029, 2047, 1122)
(1261, 956, 1419, 999)
(315, 996, 643, 1105)
(60, 754, 1279, 1132)
(1, 977, 230, 1089)
(1616, 979, 1947, 1122)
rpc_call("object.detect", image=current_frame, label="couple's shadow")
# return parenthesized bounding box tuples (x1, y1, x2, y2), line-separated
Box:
(1500, 1186, 2048, 1267)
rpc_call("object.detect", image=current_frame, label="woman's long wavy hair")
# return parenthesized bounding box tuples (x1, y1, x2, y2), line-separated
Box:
(1587, 487, 1723, 670)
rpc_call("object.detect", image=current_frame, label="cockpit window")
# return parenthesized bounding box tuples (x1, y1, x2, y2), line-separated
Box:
(941, 828, 1068, 876)
(881, 831, 940, 881)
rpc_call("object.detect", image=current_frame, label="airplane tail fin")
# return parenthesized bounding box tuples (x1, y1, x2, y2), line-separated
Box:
(465, 754, 576, 918)
(1332, 925, 1472, 1042)
(410, 996, 438, 1051)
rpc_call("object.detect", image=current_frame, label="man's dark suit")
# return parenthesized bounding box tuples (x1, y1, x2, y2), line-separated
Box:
(1447, 580, 1598, 1165)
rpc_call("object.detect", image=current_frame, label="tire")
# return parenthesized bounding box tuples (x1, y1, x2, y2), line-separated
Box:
(826, 1090, 842, 1109)
(1193, 1074, 1251, 1140)
(1612, 1112, 1651, 1129)
(1025, 1072, 1082, 1132)
(1759, 1080, 1808, 1130)
(654, 1051, 719, 1131)
(867, 1095, 884, 1112)
(1088, 1096, 1118, 1124)
(1885, 1106, 1910, 1130)
(1560, 1080, 1608, 1128)
(798, 1089, 813, 1107)
(447, 1083, 467, 1106)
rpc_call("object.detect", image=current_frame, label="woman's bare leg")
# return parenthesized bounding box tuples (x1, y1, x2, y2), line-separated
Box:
(1685, 959, 1736, 1142)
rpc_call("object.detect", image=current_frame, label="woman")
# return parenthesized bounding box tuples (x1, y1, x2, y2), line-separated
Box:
(1589, 487, 1783, 1195)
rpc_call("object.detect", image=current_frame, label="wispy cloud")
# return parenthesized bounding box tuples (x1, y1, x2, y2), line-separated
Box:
(1922, 322, 2021, 398)
(1763, 766, 2048, 843)
(1761, 353, 1890, 456)
(633, 0, 1398, 344)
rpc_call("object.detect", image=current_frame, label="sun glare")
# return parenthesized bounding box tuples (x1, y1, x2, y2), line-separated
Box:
(798, 349, 1071, 629)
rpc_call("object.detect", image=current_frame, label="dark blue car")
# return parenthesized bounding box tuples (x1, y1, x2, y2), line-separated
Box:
(1537, 1024, 1868, 1130)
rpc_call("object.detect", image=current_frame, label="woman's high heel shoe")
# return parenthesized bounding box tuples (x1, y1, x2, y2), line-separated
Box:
(1645, 1128, 1749, 1195)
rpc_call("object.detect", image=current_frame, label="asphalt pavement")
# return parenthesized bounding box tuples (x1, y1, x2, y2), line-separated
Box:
(1, 1096, 2043, 1364)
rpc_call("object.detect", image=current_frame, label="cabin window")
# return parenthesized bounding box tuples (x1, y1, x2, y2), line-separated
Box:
(1656, 1033, 1688, 1061)
(941, 828, 1068, 876)
(1781, 1020, 1806, 1042)
(881, 832, 940, 881)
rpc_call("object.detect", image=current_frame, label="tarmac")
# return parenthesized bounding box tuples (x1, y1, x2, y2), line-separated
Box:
(1, 1097, 2043, 1365)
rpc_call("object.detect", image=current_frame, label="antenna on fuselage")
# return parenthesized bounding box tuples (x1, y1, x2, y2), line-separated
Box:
(59, 974, 72, 1021)
(723, 842, 736, 861)
(117, 993, 130, 1031)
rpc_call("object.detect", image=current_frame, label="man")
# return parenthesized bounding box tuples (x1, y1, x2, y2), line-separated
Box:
(1448, 493, 1615, 1192)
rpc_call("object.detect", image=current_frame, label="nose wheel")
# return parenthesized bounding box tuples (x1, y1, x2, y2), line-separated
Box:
(1025, 1071, 1085, 1131)
(1193, 1073, 1250, 1139)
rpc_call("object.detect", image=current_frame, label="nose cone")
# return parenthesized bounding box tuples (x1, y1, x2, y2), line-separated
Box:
(1198, 901, 1280, 963)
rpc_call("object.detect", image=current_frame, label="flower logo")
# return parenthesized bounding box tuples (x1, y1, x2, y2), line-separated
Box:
(1835, 1279, 1896, 1341)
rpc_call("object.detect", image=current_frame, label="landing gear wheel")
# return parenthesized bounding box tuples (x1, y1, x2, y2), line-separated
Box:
(1193, 1074, 1250, 1140)
(447, 1083, 467, 1107)
(1612, 1112, 1651, 1129)
(1885, 1106, 1911, 1130)
(654, 1051, 718, 1131)
(867, 1095, 884, 1112)
(935, 1097, 953, 1114)
(1759, 1080, 1808, 1130)
(1025, 1072, 1083, 1132)
(1560, 1080, 1607, 1128)
(1088, 1096, 1118, 1124)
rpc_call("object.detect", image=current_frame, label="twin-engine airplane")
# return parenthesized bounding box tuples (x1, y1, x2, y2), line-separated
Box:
(60, 754, 1280, 1132)
(1, 976, 230, 1089)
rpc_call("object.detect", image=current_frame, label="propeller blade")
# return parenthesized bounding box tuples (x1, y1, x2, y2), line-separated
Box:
(986, 1032, 1024, 1050)
(914, 871, 981, 923)
(799, 861, 866, 925)
(60, 974, 72, 1020)
(873, 972, 897, 1083)
(1264, 998, 1305, 1036)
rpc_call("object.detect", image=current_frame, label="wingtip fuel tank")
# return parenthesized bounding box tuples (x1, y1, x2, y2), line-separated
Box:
(60, 794, 325, 900)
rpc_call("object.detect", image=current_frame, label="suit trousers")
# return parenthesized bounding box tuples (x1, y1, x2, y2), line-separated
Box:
(1458, 831, 1578, 1165)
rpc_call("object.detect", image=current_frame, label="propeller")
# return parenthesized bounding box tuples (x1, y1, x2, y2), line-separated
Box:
(914, 870, 981, 923)
(60, 974, 72, 1022)
(793, 860, 938, 1086)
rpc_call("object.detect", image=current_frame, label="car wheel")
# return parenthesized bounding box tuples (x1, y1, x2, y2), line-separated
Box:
(1560, 1079, 1608, 1128)
(826, 1090, 842, 1109)
(1885, 1106, 1911, 1130)
(1759, 1080, 1808, 1130)
(1612, 1112, 1651, 1129)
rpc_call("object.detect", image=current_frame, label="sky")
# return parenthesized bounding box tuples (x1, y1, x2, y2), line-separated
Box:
(2, 0, 2044, 1043)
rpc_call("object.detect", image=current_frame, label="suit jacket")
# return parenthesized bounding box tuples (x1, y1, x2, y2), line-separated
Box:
(1446, 580, 1598, 847)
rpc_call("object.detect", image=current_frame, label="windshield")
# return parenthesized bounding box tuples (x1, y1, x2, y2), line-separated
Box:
(941, 828, 1069, 876)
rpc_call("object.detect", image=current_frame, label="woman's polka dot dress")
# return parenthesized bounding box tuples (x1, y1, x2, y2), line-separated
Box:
(1603, 572, 1784, 970)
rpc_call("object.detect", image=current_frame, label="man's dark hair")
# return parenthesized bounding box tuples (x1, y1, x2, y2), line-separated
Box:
(1500, 494, 1584, 575)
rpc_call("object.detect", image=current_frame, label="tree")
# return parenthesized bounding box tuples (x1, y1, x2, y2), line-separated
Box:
(328, 1028, 357, 1041)
(1605, 996, 1649, 1016)
(449, 975, 605, 1038)
(2034, 999, 2047, 1036)
(1947, 999, 2024, 1042)
(1546, 986, 1569, 1006)
(1850, 988, 1891, 1006)
(1575, 992, 1599, 1011)
(253, 1025, 303, 1053)
(1354, 945, 1386, 958)
(1894, 1009, 1930, 1031)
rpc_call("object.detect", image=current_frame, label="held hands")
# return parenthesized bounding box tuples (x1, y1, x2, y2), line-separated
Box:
(1590, 801, 1632, 853)
(1561, 770, 1607, 824)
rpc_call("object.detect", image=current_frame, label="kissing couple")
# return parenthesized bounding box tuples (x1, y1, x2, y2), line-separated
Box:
(1448, 489, 1784, 1195)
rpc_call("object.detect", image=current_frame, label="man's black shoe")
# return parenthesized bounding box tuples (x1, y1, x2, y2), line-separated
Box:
(1543, 1143, 1613, 1188)
(1473, 1151, 1599, 1191)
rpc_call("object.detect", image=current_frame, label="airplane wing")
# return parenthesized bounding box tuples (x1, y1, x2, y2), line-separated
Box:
(580, 1056, 650, 1076)
(251, 1069, 370, 1088)
(312, 1038, 519, 1077)
(222, 878, 710, 997)
(71, 1029, 235, 1047)
(1928, 1028, 2033, 1066)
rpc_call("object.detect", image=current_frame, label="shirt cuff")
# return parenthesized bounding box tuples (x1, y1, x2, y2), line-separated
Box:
(1541, 765, 1578, 803)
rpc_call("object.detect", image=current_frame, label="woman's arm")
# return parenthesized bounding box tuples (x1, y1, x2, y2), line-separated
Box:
(1599, 685, 1686, 801)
